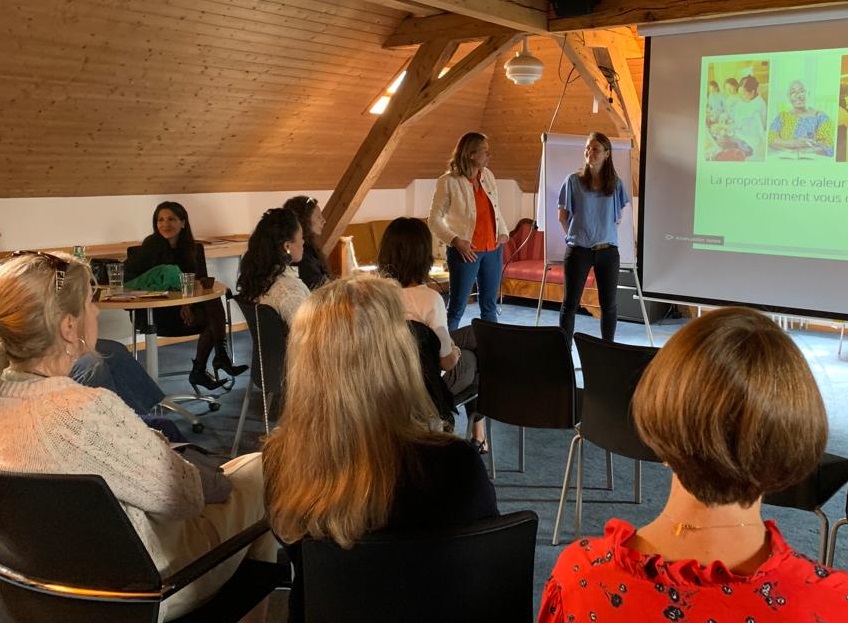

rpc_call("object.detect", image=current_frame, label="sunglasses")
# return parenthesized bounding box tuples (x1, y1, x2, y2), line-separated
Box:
(10, 250, 69, 294)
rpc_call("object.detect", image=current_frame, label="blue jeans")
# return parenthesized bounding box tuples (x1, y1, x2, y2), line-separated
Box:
(446, 246, 503, 331)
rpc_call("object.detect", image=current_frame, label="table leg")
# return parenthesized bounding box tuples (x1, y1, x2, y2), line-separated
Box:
(144, 308, 159, 381)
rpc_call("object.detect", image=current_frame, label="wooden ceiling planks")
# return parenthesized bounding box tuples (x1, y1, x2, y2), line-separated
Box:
(0, 0, 647, 198)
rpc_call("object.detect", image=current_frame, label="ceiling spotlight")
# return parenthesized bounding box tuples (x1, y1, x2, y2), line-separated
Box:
(504, 36, 544, 86)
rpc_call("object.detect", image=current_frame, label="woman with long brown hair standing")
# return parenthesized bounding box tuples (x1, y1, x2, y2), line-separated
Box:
(558, 132, 630, 348)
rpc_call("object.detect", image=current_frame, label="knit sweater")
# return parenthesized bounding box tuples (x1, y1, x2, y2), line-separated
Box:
(0, 371, 204, 575)
(257, 266, 310, 323)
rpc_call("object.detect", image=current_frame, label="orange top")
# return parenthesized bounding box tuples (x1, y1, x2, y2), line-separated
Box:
(470, 175, 497, 252)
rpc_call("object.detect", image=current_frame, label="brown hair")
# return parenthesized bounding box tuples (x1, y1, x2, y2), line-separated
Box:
(448, 132, 487, 179)
(262, 275, 445, 547)
(376, 217, 433, 287)
(632, 307, 827, 507)
(578, 131, 618, 196)
(0, 252, 94, 367)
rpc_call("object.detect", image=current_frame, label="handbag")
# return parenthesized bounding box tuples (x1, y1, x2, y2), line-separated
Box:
(170, 443, 232, 504)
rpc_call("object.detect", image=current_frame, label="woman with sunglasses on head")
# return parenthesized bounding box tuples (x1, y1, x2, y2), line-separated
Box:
(237, 207, 310, 323)
(124, 201, 247, 392)
(538, 308, 848, 622)
(0, 251, 276, 621)
(284, 195, 331, 291)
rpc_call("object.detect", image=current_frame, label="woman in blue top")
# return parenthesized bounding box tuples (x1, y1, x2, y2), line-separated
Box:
(558, 132, 629, 348)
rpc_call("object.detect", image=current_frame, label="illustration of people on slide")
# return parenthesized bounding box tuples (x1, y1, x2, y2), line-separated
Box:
(702, 60, 770, 162)
(768, 79, 834, 158)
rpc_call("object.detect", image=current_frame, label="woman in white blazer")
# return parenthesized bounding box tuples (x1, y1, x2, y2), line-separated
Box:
(428, 132, 510, 331)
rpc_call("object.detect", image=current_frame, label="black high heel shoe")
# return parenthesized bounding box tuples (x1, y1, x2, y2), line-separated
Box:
(212, 340, 248, 379)
(189, 359, 227, 392)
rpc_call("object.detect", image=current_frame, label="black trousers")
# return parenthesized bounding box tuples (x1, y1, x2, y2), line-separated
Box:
(559, 245, 620, 347)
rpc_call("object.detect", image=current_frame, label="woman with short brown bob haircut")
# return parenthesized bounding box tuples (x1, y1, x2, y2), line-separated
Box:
(539, 307, 848, 622)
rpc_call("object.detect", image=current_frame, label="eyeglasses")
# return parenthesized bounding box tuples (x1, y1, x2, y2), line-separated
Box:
(10, 250, 69, 294)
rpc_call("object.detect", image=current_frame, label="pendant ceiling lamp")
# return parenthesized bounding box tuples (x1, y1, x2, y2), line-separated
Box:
(504, 36, 544, 86)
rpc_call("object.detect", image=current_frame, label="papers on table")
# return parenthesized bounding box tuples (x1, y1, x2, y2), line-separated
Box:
(99, 291, 169, 302)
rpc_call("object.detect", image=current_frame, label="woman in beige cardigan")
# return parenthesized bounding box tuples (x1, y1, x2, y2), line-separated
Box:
(429, 132, 510, 331)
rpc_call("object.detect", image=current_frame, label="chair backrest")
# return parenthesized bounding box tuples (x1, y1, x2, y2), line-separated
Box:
(235, 298, 288, 398)
(301, 510, 538, 623)
(472, 319, 577, 429)
(573, 332, 661, 462)
(407, 320, 456, 423)
(0, 472, 161, 623)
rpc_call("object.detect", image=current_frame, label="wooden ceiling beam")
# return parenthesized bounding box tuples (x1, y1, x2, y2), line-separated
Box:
(384, 13, 517, 48)
(558, 33, 630, 137)
(405, 33, 521, 124)
(319, 38, 456, 254)
(412, 0, 549, 34)
(549, 0, 848, 31)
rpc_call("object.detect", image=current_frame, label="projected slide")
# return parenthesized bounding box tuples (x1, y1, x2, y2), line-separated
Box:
(693, 49, 848, 261)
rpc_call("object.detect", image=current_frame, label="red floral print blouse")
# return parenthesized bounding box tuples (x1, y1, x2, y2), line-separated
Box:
(538, 519, 848, 622)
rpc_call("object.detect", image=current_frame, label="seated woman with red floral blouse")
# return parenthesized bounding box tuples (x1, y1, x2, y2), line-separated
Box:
(538, 307, 848, 622)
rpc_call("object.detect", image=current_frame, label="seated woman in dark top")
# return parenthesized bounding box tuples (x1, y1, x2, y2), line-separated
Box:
(124, 201, 247, 391)
(262, 275, 497, 622)
(284, 195, 331, 290)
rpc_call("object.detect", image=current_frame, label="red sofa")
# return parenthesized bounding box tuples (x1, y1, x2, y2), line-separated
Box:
(501, 218, 599, 316)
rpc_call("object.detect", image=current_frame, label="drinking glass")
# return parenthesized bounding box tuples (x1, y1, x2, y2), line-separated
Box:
(180, 272, 196, 297)
(107, 263, 124, 295)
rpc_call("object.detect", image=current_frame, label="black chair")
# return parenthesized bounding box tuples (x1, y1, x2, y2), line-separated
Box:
(232, 299, 289, 457)
(563, 333, 662, 542)
(828, 489, 848, 566)
(0, 472, 288, 623)
(763, 452, 848, 563)
(472, 319, 589, 544)
(301, 510, 538, 623)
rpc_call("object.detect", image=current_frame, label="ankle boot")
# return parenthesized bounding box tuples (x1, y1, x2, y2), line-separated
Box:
(212, 340, 248, 379)
(189, 359, 227, 392)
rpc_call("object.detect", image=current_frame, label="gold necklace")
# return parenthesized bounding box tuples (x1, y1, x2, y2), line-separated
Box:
(661, 513, 764, 537)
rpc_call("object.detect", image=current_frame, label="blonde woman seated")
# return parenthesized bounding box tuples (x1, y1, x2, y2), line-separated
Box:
(236, 207, 310, 324)
(538, 307, 848, 622)
(263, 275, 498, 623)
(377, 217, 488, 452)
(0, 252, 276, 622)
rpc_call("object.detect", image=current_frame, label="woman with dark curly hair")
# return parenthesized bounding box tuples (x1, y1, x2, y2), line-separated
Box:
(284, 195, 331, 291)
(124, 201, 247, 392)
(236, 207, 309, 323)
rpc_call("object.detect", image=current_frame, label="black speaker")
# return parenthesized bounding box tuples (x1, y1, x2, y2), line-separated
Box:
(550, 0, 599, 18)
(617, 271, 670, 324)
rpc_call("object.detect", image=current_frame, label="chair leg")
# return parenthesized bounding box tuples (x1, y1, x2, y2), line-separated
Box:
(605, 450, 614, 490)
(485, 417, 495, 480)
(231, 386, 251, 458)
(553, 432, 581, 546)
(815, 507, 830, 564)
(518, 425, 526, 473)
(575, 436, 584, 539)
(841, 323, 845, 357)
(158, 398, 204, 432)
(634, 460, 642, 504)
(827, 517, 848, 566)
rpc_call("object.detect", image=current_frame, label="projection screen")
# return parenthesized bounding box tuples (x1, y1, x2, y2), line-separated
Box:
(639, 7, 848, 319)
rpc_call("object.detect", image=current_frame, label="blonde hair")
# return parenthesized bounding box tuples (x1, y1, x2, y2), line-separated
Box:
(262, 274, 445, 547)
(448, 132, 487, 178)
(0, 252, 94, 368)
(633, 307, 827, 507)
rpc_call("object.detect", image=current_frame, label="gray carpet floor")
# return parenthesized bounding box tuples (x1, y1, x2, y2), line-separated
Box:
(152, 298, 848, 616)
